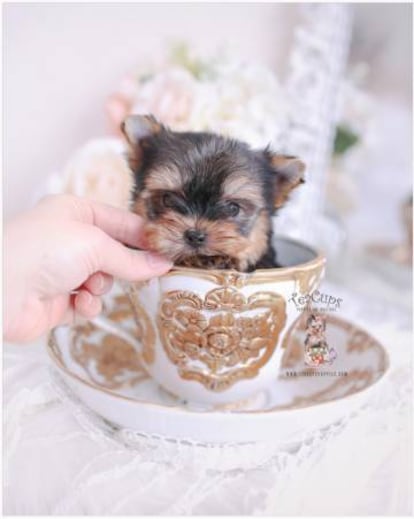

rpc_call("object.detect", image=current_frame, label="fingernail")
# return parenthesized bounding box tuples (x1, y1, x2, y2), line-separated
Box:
(95, 273, 112, 292)
(145, 252, 173, 270)
(96, 274, 105, 291)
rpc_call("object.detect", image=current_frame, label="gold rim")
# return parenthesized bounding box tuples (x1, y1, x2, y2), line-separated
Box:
(47, 314, 389, 416)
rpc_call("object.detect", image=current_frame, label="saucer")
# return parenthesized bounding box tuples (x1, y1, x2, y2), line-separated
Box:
(48, 293, 389, 444)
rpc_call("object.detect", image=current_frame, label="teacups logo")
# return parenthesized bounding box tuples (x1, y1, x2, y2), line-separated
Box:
(286, 290, 344, 373)
(303, 312, 337, 367)
(288, 290, 343, 313)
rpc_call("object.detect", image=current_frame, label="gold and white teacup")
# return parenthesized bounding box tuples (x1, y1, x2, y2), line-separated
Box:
(93, 236, 325, 405)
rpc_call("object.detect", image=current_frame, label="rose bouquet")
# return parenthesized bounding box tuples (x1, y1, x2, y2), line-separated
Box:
(106, 43, 289, 149)
(44, 43, 374, 219)
(44, 44, 290, 207)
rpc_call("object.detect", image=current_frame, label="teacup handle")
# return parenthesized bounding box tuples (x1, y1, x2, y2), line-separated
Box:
(91, 315, 143, 352)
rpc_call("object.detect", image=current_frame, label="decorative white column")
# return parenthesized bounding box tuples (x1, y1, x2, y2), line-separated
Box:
(277, 4, 352, 247)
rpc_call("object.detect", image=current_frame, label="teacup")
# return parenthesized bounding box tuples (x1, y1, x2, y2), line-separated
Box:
(93, 236, 325, 405)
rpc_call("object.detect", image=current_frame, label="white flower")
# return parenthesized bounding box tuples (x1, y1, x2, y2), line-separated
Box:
(131, 67, 197, 131)
(47, 50, 292, 205)
(60, 138, 133, 209)
(128, 53, 289, 149)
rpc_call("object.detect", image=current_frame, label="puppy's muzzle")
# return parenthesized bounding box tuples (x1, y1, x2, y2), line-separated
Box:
(184, 228, 207, 248)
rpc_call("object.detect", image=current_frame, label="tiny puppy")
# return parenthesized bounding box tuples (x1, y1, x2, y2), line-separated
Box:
(122, 114, 305, 272)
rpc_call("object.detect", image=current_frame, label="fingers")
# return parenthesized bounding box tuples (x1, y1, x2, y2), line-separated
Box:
(82, 272, 113, 296)
(78, 197, 146, 248)
(60, 290, 103, 326)
(73, 289, 102, 319)
(37, 195, 147, 249)
(65, 241, 171, 324)
(94, 231, 172, 281)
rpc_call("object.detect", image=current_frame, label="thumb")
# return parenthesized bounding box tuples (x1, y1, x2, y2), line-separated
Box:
(95, 231, 173, 281)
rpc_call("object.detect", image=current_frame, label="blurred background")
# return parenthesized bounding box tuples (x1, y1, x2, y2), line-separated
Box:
(4, 2, 413, 308)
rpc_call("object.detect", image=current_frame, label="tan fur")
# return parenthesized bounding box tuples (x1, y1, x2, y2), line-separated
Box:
(222, 174, 263, 206)
(274, 176, 304, 209)
(235, 211, 270, 270)
(143, 211, 196, 261)
(132, 197, 147, 218)
(145, 166, 183, 191)
(138, 208, 269, 271)
(269, 155, 305, 209)
(200, 220, 249, 256)
(269, 155, 303, 172)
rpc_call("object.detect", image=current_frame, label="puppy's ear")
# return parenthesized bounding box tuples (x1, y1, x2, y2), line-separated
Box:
(264, 151, 306, 209)
(121, 114, 162, 145)
(121, 114, 163, 170)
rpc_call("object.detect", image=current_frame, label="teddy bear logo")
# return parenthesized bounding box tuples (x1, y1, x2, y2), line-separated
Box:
(304, 312, 337, 367)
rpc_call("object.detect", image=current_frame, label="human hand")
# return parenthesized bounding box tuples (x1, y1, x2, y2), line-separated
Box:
(4, 194, 172, 342)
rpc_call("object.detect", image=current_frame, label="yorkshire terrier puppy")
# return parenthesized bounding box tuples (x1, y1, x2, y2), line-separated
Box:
(121, 114, 305, 272)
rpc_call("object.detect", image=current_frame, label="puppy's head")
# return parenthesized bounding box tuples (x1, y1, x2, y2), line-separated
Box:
(122, 114, 305, 270)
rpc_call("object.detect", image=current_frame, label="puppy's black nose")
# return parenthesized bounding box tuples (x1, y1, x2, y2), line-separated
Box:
(184, 229, 206, 247)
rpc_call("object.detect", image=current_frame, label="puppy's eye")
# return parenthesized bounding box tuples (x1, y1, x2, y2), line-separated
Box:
(162, 193, 175, 208)
(225, 201, 240, 217)
(161, 192, 190, 215)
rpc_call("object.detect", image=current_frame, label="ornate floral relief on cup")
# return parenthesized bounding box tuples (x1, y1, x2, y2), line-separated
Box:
(158, 286, 287, 391)
(69, 322, 147, 390)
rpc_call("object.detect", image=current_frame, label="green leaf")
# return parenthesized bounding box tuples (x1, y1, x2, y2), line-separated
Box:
(169, 41, 216, 80)
(333, 124, 360, 156)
